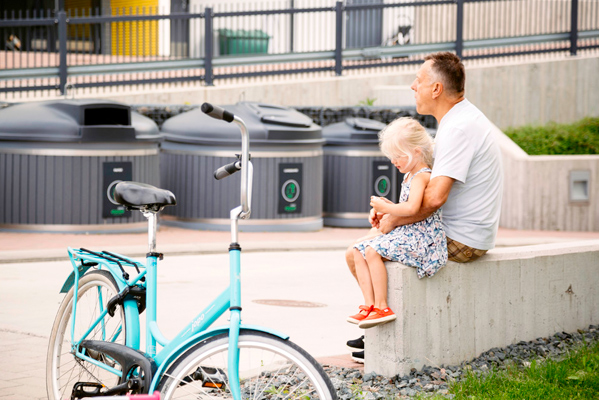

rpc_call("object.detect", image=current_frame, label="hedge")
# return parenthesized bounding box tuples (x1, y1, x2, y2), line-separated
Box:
(504, 117, 599, 155)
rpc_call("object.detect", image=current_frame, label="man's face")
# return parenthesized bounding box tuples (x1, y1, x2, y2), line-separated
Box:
(410, 60, 436, 115)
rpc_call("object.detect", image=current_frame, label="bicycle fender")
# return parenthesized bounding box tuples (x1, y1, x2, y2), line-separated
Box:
(149, 325, 289, 392)
(60, 263, 95, 293)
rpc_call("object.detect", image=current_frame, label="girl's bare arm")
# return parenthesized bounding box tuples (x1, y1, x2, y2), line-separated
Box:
(371, 175, 455, 233)
(371, 173, 429, 217)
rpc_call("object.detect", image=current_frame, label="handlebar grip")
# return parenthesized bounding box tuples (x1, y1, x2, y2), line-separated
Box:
(201, 102, 235, 123)
(214, 161, 241, 180)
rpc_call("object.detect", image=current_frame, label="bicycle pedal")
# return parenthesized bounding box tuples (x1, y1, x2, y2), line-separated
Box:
(182, 366, 227, 389)
(71, 381, 104, 399)
(201, 366, 227, 389)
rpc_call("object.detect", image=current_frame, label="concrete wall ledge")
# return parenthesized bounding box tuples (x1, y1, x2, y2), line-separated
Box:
(365, 240, 599, 377)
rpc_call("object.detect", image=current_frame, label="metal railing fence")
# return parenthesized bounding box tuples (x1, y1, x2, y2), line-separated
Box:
(1, 0, 598, 98)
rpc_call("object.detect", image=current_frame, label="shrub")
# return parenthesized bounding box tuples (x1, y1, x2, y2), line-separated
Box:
(504, 117, 599, 155)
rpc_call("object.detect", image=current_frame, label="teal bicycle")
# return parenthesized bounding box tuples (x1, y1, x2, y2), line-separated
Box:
(46, 103, 337, 400)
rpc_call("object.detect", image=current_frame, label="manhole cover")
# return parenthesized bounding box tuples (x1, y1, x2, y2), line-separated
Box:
(252, 299, 327, 308)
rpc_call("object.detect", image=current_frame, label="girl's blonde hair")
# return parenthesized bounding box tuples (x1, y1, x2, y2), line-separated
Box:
(378, 117, 434, 168)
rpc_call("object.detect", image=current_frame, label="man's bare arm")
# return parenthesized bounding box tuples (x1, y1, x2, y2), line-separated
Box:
(376, 176, 455, 234)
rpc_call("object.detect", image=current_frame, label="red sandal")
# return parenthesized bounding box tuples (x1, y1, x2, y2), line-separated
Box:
(347, 305, 374, 324)
(358, 307, 396, 329)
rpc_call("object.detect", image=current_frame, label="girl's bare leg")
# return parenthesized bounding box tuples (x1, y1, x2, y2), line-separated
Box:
(346, 228, 382, 281)
(365, 247, 389, 310)
(353, 248, 375, 306)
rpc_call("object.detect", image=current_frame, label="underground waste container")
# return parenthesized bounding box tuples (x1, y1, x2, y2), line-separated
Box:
(322, 117, 402, 228)
(160, 102, 324, 232)
(218, 29, 270, 55)
(0, 99, 161, 232)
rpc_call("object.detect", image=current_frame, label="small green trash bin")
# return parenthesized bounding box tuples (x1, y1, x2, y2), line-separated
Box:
(218, 29, 270, 55)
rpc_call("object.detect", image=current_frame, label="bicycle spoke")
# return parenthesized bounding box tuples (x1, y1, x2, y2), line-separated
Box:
(47, 271, 126, 400)
(158, 332, 335, 400)
(163, 371, 221, 399)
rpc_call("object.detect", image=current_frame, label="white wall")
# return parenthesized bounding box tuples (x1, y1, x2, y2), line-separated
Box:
(496, 126, 599, 232)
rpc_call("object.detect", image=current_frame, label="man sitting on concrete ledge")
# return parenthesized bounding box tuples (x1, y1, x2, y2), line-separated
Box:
(345, 52, 504, 363)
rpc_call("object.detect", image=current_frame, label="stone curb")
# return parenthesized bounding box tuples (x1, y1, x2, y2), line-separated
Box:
(0, 237, 589, 264)
(0, 240, 354, 264)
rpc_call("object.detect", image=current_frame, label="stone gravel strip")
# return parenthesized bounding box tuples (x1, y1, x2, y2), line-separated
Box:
(324, 325, 599, 399)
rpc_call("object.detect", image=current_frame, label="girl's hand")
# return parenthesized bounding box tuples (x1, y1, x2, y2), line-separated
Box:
(370, 196, 387, 212)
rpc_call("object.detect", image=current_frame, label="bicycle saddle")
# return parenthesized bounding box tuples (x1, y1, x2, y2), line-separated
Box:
(113, 181, 176, 211)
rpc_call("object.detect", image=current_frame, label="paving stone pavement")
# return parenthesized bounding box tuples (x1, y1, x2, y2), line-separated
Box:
(2, 226, 599, 399)
(0, 330, 48, 399)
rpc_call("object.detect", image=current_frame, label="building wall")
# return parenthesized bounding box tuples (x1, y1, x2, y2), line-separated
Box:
(97, 54, 599, 130)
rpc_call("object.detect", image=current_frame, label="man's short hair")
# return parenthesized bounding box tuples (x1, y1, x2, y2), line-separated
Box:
(424, 52, 465, 97)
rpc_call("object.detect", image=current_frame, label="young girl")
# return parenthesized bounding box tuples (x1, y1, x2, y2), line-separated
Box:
(348, 117, 448, 329)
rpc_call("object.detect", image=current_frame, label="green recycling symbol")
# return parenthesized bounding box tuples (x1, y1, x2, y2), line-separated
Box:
(374, 176, 391, 197)
(282, 179, 300, 202)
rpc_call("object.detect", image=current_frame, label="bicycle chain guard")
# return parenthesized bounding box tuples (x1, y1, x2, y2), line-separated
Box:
(75, 340, 157, 397)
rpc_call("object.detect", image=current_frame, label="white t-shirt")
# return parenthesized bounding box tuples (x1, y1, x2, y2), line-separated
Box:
(431, 99, 503, 250)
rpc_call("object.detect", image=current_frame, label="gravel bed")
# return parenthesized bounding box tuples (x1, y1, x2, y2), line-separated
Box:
(323, 325, 599, 399)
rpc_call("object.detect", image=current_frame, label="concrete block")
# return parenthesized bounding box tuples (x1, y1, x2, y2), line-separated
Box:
(365, 240, 599, 377)
(372, 85, 415, 107)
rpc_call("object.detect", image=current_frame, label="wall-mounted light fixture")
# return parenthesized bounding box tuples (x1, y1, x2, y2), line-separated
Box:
(569, 170, 591, 202)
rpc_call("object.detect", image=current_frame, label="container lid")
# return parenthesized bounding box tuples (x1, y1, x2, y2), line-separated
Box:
(322, 117, 387, 145)
(161, 102, 323, 146)
(0, 99, 160, 143)
(218, 29, 270, 39)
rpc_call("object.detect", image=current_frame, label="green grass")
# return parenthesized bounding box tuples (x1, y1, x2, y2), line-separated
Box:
(418, 340, 599, 400)
(504, 117, 599, 155)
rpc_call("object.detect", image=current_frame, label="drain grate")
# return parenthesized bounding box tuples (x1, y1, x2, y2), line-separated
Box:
(252, 299, 327, 308)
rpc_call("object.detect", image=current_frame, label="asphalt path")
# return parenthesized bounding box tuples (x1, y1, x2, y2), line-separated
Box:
(0, 250, 363, 399)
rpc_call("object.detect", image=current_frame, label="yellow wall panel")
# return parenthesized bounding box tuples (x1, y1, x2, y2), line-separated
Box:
(65, 0, 92, 39)
(111, 0, 159, 56)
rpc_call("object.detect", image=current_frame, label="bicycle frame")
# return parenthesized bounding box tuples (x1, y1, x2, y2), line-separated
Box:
(61, 113, 287, 399)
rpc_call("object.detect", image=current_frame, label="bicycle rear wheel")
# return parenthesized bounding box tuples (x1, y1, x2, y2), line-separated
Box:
(46, 270, 127, 400)
(158, 330, 337, 399)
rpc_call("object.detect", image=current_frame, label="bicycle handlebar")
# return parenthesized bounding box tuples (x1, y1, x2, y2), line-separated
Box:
(201, 102, 234, 123)
(201, 103, 252, 230)
(214, 160, 241, 180)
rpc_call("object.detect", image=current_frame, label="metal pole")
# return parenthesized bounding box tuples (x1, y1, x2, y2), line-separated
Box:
(57, 10, 68, 95)
(570, 0, 578, 56)
(289, 0, 294, 53)
(334, 1, 343, 76)
(455, 0, 464, 59)
(204, 7, 214, 86)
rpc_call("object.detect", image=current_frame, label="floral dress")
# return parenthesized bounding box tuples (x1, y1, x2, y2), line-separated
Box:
(354, 168, 448, 279)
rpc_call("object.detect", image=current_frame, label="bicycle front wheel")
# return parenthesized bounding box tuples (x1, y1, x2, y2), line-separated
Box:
(46, 270, 127, 400)
(158, 330, 337, 399)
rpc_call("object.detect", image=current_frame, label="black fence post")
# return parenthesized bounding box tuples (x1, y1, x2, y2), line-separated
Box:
(335, 1, 343, 76)
(290, 0, 295, 53)
(204, 7, 214, 86)
(570, 0, 578, 56)
(455, 0, 464, 59)
(57, 10, 68, 95)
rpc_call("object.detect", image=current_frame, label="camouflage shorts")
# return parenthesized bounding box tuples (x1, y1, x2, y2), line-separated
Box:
(446, 237, 487, 263)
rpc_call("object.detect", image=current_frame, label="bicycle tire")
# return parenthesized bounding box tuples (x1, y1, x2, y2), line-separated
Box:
(157, 330, 338, 399)
(46, 270, 127, 400)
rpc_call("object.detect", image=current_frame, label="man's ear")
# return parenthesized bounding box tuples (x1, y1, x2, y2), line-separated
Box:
(431, 82, 443, 99)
